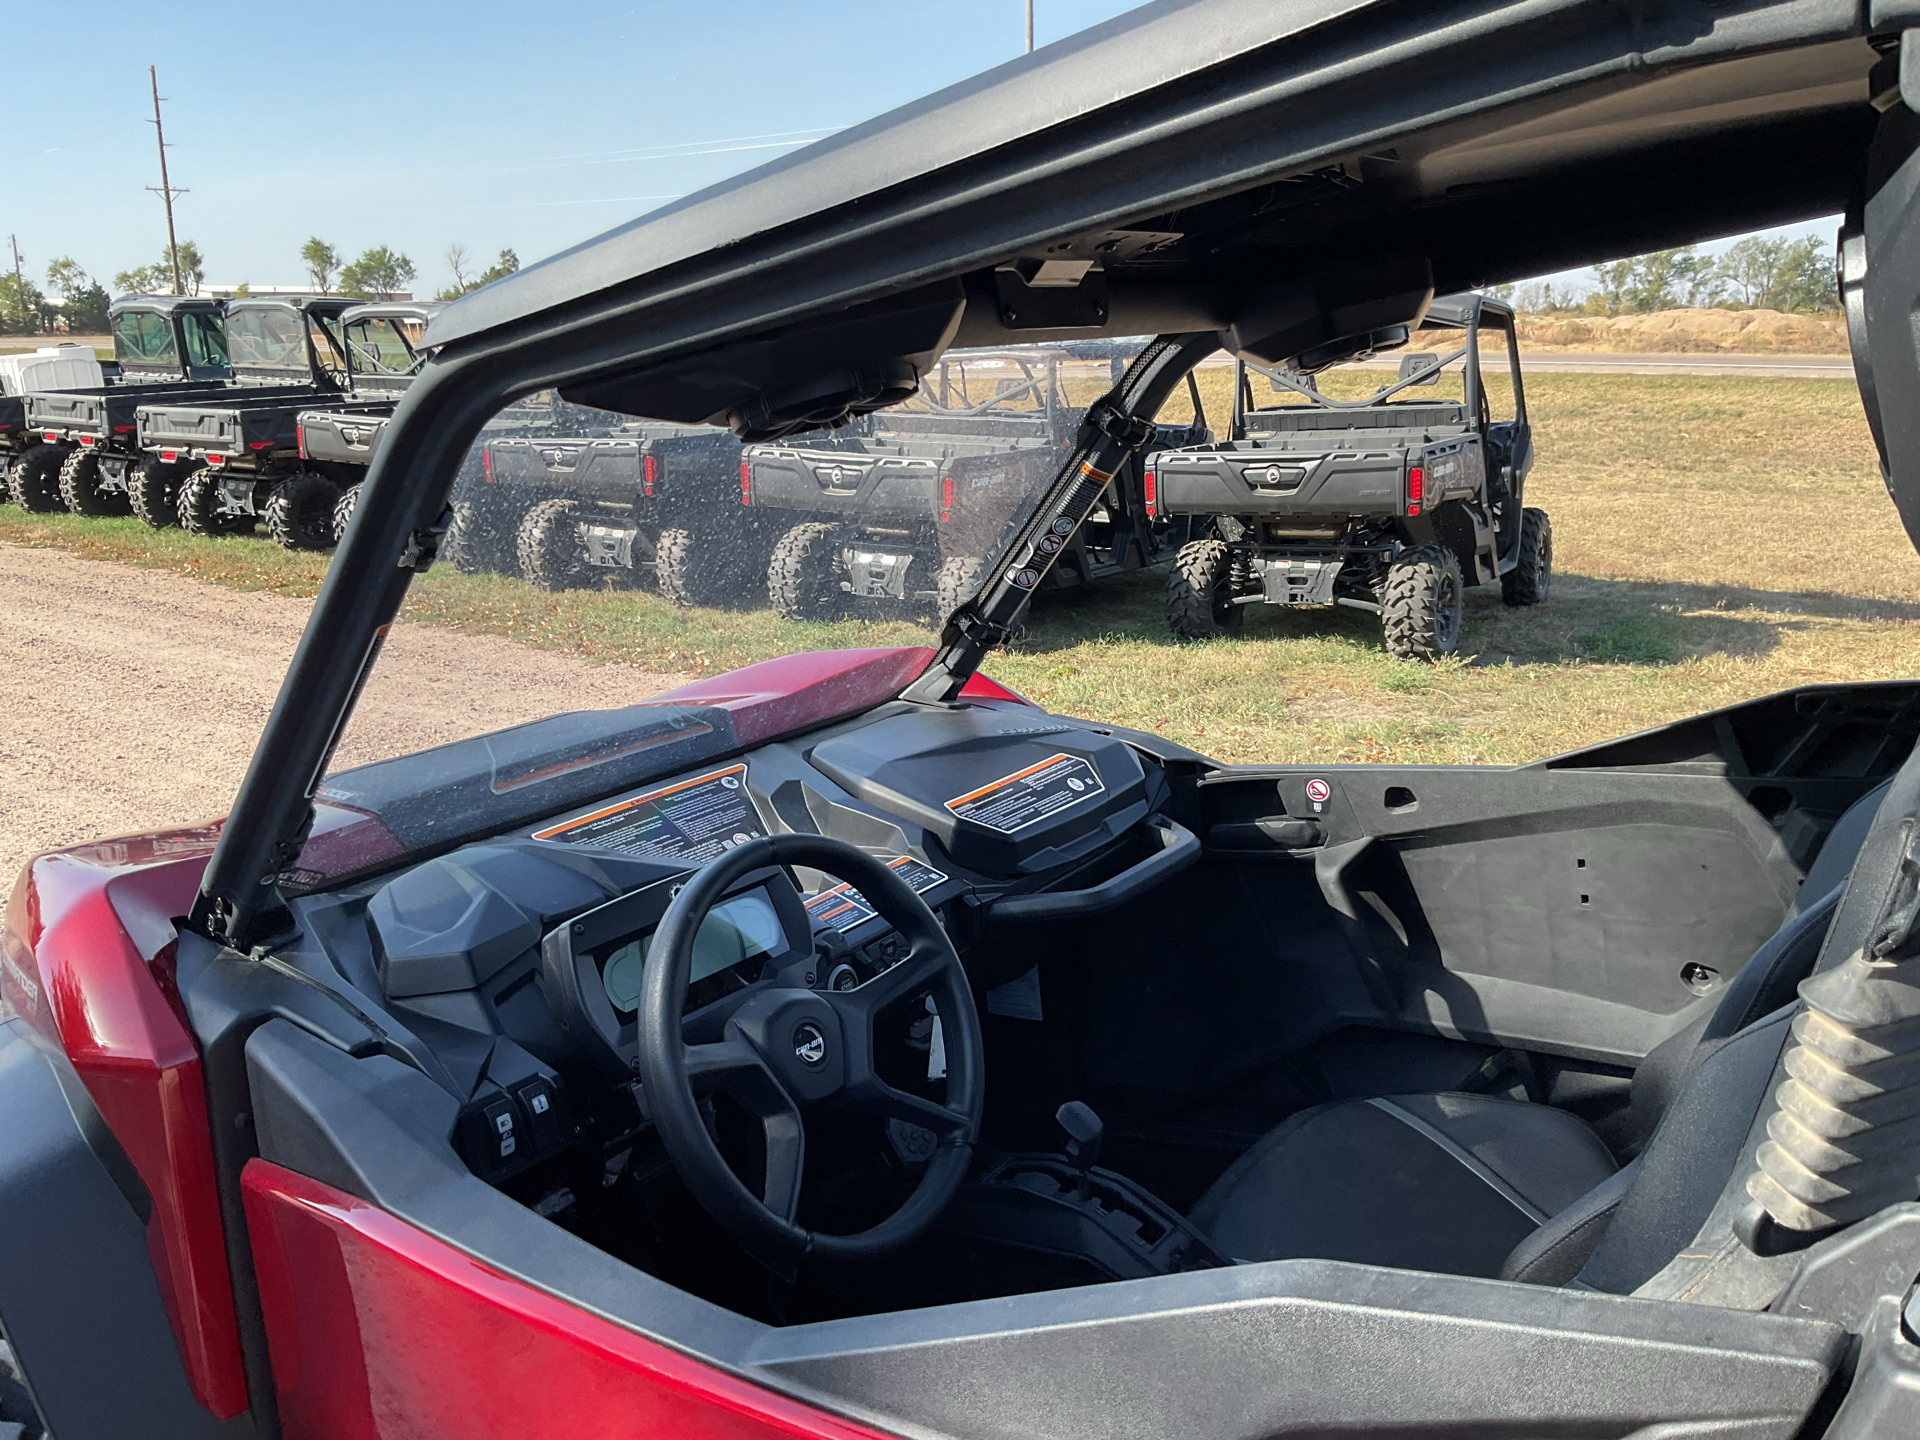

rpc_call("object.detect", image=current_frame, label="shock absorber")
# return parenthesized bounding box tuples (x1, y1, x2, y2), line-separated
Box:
(1740, 829, 1920, 1249)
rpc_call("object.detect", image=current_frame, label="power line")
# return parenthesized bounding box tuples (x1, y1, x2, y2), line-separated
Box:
(145, 65, 187, 295)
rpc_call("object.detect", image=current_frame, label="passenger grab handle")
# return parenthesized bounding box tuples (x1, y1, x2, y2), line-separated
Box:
(986, 816, 1199, 923)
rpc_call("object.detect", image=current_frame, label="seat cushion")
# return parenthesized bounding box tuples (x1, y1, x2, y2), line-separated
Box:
(1190, 1092, 1618, 1277)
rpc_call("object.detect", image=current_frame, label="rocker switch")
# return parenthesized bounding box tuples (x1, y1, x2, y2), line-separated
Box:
(481, 1097, 519, 1161)
(512, 1076, 567, 1149)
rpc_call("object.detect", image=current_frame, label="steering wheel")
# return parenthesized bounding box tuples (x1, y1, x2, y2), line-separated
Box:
(637, 833, 984, 1271)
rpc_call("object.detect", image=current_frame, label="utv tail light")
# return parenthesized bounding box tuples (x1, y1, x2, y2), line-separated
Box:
(938, 473, 953, 523)
(113, 424, 134, 433)
(159, 450, 178, 463)
(42, 430, 57, 443)
(1143, 466, 1158, 517)
(643, 452, 656, 497)
(296, 421, 306, 458)
(79, 433, 95, 446)
(740, 459, 752, 506)
(481, 448, 493, 483)
(207, 453, 226, 467)
(249, 440, 272, 450)
(1405, 464, 1424, 517)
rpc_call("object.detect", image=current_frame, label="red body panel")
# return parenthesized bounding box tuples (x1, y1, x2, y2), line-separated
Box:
(957, 670, 1029, 705)
(243, 1161, 895, 1440)
(0, 829, 249, 1419)
(634, 647, 1033, 745)
(637, 646, 938, 746)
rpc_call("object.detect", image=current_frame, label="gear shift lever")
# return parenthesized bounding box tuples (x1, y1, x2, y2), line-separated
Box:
(1055, 1101, 1104, 1194)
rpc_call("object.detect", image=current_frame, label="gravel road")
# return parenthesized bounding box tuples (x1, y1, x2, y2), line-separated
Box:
(0, 541, 686, 885)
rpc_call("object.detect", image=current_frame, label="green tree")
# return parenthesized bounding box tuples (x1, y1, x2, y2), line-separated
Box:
(300, 237, 340, 293)
(64, 282, 111, 332)
(475, 248, 519, 287)
(113, 262, 167, 295)
(1623, 246, 1712, 312)
(44, 257, 112, 332)
(172, 240, 205, 296)
(1588, 258, 1636, 315)
(45, 255, 88, 300)
(0, 272, 47, 334)
(339, 246, 418, 300)
(1715, 236, 1785, 308)
(1768, 236, 1837, 312)
(112, 241, 205, 297)
(435, 246, 519, 300)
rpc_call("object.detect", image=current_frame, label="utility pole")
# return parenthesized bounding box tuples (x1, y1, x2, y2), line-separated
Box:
(7, 236, 20, 288)
(145, 65, 187, 295)
(1025, 0, 1034, 52)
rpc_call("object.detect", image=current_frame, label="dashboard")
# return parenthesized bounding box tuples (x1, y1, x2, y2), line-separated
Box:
(298, 695, 1182, 1185)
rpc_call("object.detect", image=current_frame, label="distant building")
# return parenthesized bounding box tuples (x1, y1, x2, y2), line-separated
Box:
(200, 284, 414, 301)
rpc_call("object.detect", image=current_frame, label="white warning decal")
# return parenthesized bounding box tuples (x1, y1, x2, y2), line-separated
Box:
(531, 764, 764, 861)
(944, 753, 1105, 835)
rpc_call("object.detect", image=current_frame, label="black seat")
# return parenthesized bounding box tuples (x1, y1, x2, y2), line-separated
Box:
(1190, 778, 1895, 1285)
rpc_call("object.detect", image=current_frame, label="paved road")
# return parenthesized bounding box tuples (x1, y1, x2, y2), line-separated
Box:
(0, 541, 684, 884)
(1159, 352, 1854, 378)
(1430, 352, 1848, 378)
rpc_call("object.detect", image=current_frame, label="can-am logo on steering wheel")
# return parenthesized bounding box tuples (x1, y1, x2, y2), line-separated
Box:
(794, 1023, 829, 1067)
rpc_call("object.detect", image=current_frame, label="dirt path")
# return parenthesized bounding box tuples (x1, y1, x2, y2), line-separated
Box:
(0, 540, 687, 884)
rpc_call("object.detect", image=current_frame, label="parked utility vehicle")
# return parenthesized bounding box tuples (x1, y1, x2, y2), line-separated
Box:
(289, 301, 443, 540)
(8, 296, 230, 517)
(1156, 293, 1547, 658)
(134, 296, 359, 547)
(0, 345, 102, 506)
(492, 420, 761, 602)
(415, 393, 612, 570)
(746, 349, 1201, 620)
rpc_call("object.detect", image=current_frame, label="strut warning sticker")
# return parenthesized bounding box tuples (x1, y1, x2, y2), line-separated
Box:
(532, 764, 764, 861)
(804, 856, 949, 933)
(944, 754, 1104, 834)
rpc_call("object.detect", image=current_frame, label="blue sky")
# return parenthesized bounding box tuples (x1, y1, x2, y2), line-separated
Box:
(3, 0, 1836, 299)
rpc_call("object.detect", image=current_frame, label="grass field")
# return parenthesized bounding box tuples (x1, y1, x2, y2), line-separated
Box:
(3, 371, 1913, 767)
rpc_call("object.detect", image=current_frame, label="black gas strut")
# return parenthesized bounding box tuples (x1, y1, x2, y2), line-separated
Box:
(904, 331, 1219, 703)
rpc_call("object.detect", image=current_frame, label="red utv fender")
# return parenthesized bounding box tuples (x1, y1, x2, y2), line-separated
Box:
(0, 828, 249, 1428)
(243, 1161, 895, 1440)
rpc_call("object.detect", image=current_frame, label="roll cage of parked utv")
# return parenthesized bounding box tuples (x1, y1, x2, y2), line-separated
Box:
(108, 294, 232, 384)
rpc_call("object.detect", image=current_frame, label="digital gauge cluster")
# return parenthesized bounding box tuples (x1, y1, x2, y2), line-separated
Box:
(541, 866, 815, 1078)
(598, 889, 787, 1014)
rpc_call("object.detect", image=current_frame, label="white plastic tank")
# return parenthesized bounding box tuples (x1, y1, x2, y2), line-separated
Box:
(0, 343, 104, 395)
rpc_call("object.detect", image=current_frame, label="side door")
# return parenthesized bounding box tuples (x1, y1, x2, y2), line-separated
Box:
(1185, 685, 1913, 1066)
(1479, 308, 1532, 546)
(179, 310, 230, 383)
